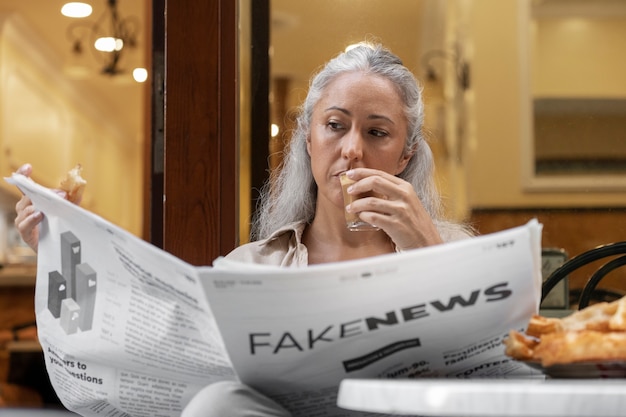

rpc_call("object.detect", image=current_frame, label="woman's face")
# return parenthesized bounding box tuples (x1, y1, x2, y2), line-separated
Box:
(307, 71, 412, 210)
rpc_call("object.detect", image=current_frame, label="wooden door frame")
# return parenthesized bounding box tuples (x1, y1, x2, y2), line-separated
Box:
(148, 0, 239, 265)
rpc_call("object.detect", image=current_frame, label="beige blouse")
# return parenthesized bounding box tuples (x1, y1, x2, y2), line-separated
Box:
(225, 221, 472, 267)
(225, 222, 309, 267)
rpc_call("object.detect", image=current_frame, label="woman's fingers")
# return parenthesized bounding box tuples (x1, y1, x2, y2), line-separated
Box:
(16, 163, 33, 177)
(14, 195, 41, 252)
(15, 194, 32, 213)
(344, 168, 407, 200)
(345, 168, 443, 249)
(13, 164, 41, 252)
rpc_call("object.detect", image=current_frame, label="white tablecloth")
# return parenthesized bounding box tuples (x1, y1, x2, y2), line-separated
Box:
(337, 378, 626, 416)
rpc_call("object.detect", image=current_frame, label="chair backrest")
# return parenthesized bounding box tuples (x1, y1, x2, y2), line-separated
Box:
(541, 241, 626, 309)
(540, 248, 569, 309)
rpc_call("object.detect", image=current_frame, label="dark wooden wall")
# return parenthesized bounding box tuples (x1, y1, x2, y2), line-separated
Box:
(149, 0, 239, 265)
(471, 208, 626, 294)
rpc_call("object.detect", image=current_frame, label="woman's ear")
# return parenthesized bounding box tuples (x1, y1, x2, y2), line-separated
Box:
(395, 146, 415, 175)
(305, 134, 312, 156)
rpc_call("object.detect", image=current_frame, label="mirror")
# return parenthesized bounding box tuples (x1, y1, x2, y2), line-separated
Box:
(524, 0, 626, 190)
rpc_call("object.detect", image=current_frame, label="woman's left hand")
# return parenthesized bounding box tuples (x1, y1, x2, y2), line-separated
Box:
(343, 168, 443, 250)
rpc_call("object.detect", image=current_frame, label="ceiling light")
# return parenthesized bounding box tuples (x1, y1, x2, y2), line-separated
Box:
(61, 2, 93, 18)
(132, 68, 148, 83)
(271, 124, 280, 137)
(94, 37, 124, 52)
(66, 0, 140, 76)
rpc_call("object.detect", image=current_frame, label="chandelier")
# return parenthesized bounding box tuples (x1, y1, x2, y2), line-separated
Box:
(65, 0, 140, 76)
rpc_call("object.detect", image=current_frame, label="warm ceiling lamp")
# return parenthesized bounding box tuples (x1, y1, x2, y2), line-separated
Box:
(65, 0, 140, 76)
(132, 68, 148, 83)
(62, 2, 93, 18)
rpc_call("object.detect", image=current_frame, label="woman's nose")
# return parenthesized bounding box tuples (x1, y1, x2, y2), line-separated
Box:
(341, 128, 364, 161)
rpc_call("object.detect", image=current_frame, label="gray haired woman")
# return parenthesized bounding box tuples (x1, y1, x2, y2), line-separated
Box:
(226, 42, 472, 267)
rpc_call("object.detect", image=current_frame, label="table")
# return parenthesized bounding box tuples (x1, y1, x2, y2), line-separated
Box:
(0, 264, 36, 286)
(337, 378, 626, 416)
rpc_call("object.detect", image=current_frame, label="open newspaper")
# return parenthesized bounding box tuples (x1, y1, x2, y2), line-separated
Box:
(7, 173, 543, 417)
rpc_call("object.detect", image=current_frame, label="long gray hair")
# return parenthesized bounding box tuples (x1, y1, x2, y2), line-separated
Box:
(251, 42, 464, 241)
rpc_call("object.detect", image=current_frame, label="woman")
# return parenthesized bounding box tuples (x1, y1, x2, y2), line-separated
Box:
(15, 42, 472, 416)
(225, 42, 471, 267)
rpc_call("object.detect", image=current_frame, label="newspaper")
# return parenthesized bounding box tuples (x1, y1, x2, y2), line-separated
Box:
(6, 173, 544, 417)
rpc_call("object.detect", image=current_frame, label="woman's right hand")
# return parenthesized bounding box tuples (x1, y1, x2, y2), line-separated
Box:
(14, 164, 43, 252)
(14, 164, 81, 253)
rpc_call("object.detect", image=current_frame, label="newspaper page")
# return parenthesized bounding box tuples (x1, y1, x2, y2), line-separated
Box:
(7, 173, 543, 417)
(6, 174, 236, 417)
(203, 221, 544, 416)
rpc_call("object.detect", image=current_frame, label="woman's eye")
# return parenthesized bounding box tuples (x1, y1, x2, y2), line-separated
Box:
(327, 121, 343, 130)
(369, 128, 388, 138)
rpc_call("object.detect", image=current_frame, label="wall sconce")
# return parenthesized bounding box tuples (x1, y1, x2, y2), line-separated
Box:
(421, 48, 470, 91)
(65, 0, 140, 76)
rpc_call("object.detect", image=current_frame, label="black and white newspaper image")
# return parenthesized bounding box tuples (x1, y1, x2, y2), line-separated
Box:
(7, 173, 544, 417)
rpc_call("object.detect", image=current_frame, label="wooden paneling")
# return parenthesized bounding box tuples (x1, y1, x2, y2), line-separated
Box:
(249, 0, 271, 226)
(470, 208, 626, 294)
(156, 0, 239, 265)
(0, 285, 39, 406)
